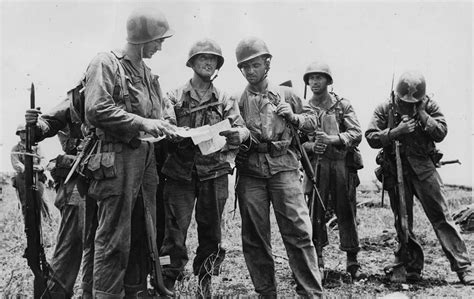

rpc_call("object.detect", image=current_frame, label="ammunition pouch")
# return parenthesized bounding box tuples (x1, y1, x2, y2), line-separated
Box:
(346, 147, 364, 171)
(51, 154, 76, 183)
(429, 148, 443, 166)
(374, 149, 396, 190)
(80, 140, 119, 181)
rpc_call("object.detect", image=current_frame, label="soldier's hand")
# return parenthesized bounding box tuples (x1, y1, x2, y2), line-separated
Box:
(395, 116, 416, 135)
(220, 128, 247, 146)
(33, 165, 44, 172)
(25, 108, 41, 125)
(314, 131, 333, 145)
(157, 120, 179, 139)
(416, 97, 429, 124)
(313, 142, 327, 154)
(142, 119, 178, 139)
(276, 102, 297, 124)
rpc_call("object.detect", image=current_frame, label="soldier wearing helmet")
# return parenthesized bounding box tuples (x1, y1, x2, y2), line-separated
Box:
(302, 61, 366, 281)
(82, 7, 179, 297)
(11, 123, 51, 226)
(365, 71, 474, 285)
(159, 38, 249, 296)
(24, 99, 96, 298)
(233, 37, 323, 297)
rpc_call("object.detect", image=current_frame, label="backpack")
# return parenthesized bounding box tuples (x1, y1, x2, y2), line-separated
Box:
(68, 51, 130, 126)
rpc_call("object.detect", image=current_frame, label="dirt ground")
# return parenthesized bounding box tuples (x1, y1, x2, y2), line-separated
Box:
(0, 180, 473, 298)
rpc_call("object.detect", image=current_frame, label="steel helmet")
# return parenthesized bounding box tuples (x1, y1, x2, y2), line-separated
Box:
(395, 70, 426, 103)
(186, 38, 224, 69)
(303, 61, 333, 85)
(126, 8, 174, 45)
(235, 37, 272, 68)
(16, 123, 26, 135)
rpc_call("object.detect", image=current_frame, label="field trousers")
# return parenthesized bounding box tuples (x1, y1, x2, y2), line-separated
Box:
(310, 158, 360, 263)
(161, 174, 228, 280)
(47, 177, 97, 298)
(88, 141, 157, 298)
(236, 170, 323, 297)
(388, 170, 472, 273)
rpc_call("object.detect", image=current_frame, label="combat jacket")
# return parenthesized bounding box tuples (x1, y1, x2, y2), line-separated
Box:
(11, 142, 42, 174)
(84, 49, 172, 144)
(306, 93, 362, 161)
(365, 97, 447, 181)
(237, 80, 317, 178)
(161, 80, 249, 181)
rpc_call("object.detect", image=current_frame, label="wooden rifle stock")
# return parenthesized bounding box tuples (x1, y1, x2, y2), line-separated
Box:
(25, 83, 50, 298)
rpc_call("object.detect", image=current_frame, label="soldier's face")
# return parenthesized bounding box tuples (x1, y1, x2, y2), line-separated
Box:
(19, 131, 26, 141)
(192, 54, 218, 79)
(308, 73, 329, 95)
(240, 56, 268, 85)
(142, 38, 164, 59)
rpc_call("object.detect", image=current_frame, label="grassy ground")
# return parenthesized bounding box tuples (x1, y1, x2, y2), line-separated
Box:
(0, 180, 473, 298)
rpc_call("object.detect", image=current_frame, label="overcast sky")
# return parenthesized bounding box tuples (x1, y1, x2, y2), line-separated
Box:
(1, 0, 472, 186)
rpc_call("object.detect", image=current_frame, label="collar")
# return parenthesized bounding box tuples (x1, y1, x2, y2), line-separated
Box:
(183, 79, 218, 99)
(246, 79, 279, 97)
(111, 49, 154, 75)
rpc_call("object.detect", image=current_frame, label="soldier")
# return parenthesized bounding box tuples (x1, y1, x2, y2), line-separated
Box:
(159, 38, 249, 296)
(25, 99, 96, 298)
(302, 61, 366, 280)
(11, 123, 51, 223)
(83, 8, 178, 297)
(365, 70, 474, 285)
(234, 37, 323, 297)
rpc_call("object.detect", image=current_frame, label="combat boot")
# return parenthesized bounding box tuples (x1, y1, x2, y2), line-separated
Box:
(197, 273, 211, 298)
(458, 269, 474, 285)
(347, 252, 367, 281)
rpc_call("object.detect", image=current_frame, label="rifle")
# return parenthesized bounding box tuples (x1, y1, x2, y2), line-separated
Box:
(278, 80, 325, 213)
(381, 74, 396, 207)
(24, 83, 51, 298)
(438, 159, 461, 167)
(142, 197, 173, 297)
(385, 81, 424, 282)
(291, 126, 326, 214)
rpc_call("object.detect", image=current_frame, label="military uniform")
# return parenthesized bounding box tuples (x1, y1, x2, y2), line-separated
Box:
(10, 140, 50, 222)
(303, 93, 362, 267)
(32, 98, 96, 298)
(160, 80, 248, 281)
(236, 80, 323, 297)
(84, 48, 168, 297)
(365, 96, 472, 276)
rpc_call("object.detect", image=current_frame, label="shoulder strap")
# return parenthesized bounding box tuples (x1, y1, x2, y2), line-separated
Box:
(109, 51, 131, 112)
